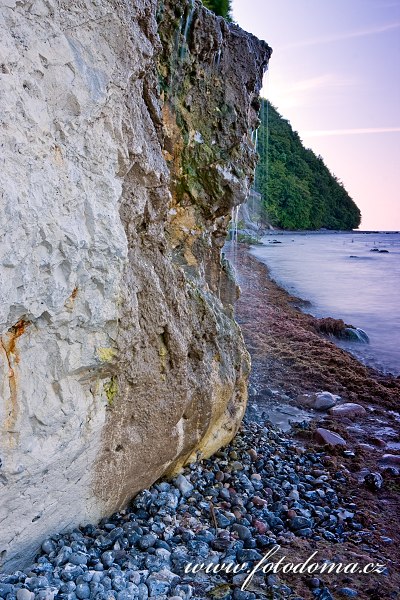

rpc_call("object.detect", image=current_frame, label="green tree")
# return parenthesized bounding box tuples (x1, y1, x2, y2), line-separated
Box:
(203, 0, 233, 20)
(255, 100, 361, 230)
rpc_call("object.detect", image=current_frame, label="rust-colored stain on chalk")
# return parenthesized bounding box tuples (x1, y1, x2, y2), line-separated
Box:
(65, 286, 79, 310)
(1, 319, 30, 445)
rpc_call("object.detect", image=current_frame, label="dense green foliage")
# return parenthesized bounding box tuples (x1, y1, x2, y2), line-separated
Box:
(203, 0, 232, 20)
(255, 101, 361, 230)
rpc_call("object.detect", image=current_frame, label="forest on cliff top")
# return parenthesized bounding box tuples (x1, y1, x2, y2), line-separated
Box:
(202, 2, 361, 231)
(203, 0, 232, 19)
(255, 100, 361, 230)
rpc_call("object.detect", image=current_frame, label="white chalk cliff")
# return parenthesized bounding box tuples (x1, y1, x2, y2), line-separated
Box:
(0, 0, 270, 570)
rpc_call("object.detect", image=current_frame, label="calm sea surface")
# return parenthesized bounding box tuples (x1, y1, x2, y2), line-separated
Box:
(251, 231, 400, 376)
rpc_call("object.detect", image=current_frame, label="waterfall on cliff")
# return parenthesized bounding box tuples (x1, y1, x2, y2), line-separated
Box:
(262, 94, 271, 227)
(238, 70, 271, 235)
(251, 126, 259, 217)
(229, 205, 240, 273)
(224, 76, 271, 285)
(169, 2, 196, 103)
(179, 0, 195, 59)
(213, 47, 222, 69)
(169, 16, 183, 100)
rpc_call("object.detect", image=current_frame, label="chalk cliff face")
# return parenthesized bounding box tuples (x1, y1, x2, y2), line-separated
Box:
(0, 0, 270, 570)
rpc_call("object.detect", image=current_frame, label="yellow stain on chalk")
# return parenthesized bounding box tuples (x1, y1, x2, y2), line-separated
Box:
(97, 347, 117, 362)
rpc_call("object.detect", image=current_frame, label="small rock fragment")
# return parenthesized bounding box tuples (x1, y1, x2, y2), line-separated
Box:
(174, 474, 194, 497)
(364, 472, 383, 491)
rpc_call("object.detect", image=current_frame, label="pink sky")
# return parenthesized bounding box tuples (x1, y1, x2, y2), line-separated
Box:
(232, 0, 400, 230)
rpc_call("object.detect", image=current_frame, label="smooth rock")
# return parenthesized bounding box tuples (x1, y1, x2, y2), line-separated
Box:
(248, 449, 258, 461)
(75, 584, 90, 600)
(329, 403, 366, 418)
(253, 520, 268, 535)
(231, 524, 252, 541)
(174, 475, 194, 497)
(380, 536, 393, 544)
(69, 553, 88, 566)
(101, 551, 114, 567)
(337, 588, 358, 598)
(314, 392, 340, 411)
(237, 549, 263, 563)
(41, 540, 56, 555)
(380, 454, 400, 465)
(289, 516, 313, 531)
(146, 569, 179, 596)
(315, 428, 346, 447)
(17, 590, 34, 600)
(138, 534, 157, 550)
(251, 496, 268, 507)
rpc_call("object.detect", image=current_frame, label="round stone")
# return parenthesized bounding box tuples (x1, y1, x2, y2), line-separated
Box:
(101, 551, 114, 567)
(41, 540, 56, 555)
(138, 534, 157, 550)
(75, 583, 90, 599)
(231, 524, 252, 541)
(17, 590, 34, 600)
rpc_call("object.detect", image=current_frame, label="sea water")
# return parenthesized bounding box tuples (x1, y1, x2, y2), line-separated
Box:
(250, 231, 400, 376)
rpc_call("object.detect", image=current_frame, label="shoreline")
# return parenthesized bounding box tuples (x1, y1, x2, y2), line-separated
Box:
(248, 241, 399, 379)
(229, 242, 400, 596)
(238, 229, 400, 378)
(231, 243, 400, 406)
(252, 229, 400, 236)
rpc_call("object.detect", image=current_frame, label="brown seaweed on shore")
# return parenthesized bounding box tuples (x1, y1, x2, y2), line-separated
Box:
(232, 245, 400, 409)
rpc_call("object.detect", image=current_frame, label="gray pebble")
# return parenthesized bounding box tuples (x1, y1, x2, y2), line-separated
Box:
(338, 589, 358, 598)
(16, 590, 34, 600)
(75, 583, 90, 599)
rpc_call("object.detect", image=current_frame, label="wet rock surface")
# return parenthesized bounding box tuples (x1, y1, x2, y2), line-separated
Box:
(314, 428, 347, 447)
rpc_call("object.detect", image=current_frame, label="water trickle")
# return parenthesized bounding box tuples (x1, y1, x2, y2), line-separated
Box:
(229, 205, 240, 273)
(180, 1, 196, 60)
(225, 80, 271, 287)
(214, 48, 222, 69)
(251, 127, 259, 216)
(168, 15, 184, 101)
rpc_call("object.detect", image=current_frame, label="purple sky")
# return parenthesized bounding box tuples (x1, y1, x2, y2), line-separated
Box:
(232, 0, 400, 230)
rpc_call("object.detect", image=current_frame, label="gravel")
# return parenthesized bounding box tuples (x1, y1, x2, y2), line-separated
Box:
(0, 420, 367, 599)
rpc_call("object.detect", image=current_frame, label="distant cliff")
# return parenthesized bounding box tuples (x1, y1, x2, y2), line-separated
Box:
(255, 101, 361, 230)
